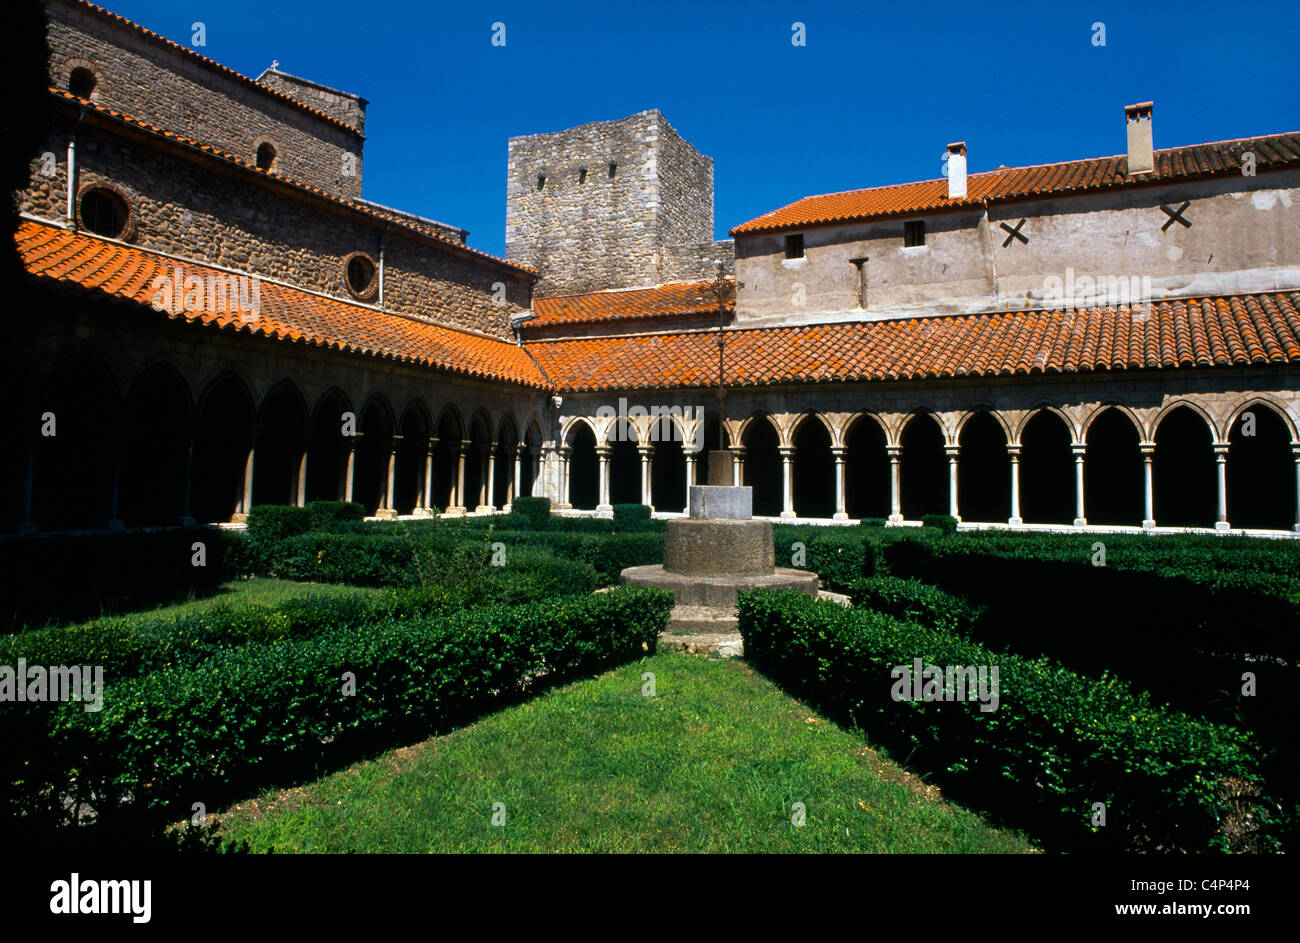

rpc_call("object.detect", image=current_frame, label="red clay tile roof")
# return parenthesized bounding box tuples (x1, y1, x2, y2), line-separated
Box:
(529, 280, 734, 328)
(524, 292, 1300, 391)
(731, 133, 1300, 236)
(63, 0, 363, 136)
(16, 220, 545, 388)
(50, 89, 535, 277)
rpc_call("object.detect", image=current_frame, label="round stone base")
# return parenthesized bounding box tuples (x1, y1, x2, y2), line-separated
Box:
(620, 564, 818, 609)
(663, 518, 774, 576)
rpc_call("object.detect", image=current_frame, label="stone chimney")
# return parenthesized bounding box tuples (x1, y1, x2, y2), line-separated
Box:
(1125, 102, 1154, 175)
(946, 141, 967, 199)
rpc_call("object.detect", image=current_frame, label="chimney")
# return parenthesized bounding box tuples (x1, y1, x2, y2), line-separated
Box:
(1125, 102, 1154, 175)
(946, 141, 967, 199)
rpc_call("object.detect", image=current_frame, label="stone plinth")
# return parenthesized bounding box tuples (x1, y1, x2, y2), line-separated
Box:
(620, 564, 818, 609)
(706, 450, 735, 486)
(689, 485, 751, 520)
(664, 517, 772, 575)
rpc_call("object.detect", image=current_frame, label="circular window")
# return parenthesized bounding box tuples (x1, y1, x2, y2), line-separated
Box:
(68, 67, 96, 99)
(342, 252, 378, 300)
(255, 141, 277, 172)
(78, 185, 132, 239)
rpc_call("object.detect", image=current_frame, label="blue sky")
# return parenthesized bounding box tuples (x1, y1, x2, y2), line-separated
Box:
(106, 0, 1300, 259)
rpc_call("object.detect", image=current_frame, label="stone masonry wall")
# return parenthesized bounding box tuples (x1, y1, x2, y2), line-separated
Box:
(256, 70, 366, 135)
(22, 112, 531, 339)
(46, 0, 364, 198)
(507, 110, 717, 298)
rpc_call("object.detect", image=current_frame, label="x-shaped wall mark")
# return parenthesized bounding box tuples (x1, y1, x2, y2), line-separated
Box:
(1160, 202, 1191, 231)
(1000, 218, 1028, 247)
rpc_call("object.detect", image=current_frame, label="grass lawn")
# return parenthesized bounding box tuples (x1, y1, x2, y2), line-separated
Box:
(211, 652, 1034, 853)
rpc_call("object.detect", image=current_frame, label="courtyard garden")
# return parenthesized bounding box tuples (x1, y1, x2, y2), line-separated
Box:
(2, 499, 1296, 853)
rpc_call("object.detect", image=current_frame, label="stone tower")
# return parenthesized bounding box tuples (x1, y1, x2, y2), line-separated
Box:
(506, 109, 725, 298)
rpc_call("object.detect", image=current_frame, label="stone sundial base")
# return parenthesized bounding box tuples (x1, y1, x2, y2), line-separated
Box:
(620, 472, 820, 654)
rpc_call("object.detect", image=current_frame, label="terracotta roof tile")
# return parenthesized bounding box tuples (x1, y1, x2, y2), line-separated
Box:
(524, 292, 1300, 392)
(528, 280, 733, 329)
(16, 220, 545, 388)
(731, 133, 1300, 236)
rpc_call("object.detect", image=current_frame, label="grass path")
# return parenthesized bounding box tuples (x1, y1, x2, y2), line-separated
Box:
(213, 653, 1033, 853)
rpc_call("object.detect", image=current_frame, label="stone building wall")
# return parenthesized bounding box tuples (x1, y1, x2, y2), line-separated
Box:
(256, 69, 366, 135)
(507, 110, 718, 298)
(735, 167, 1300, 326)
(21, 109, 532, 339)
(46, 0, 364, 198)
(658, 240, 735, 283)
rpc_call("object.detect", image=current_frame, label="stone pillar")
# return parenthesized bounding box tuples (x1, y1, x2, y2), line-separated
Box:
(732, 446, 745, 487)
(638, 445, 654, 509)
(415, 436, 435, 516)
(1293, 446, 1300, 533)
(107, 442, 124, 530)
(945, 445, 960, 521)
(832, 446, 848, 520)
(1072, 444, 1087, 528)
(558, 445, 572, 508)
(478, 443, 495, 512)
(235, 444, 255, 522)
(20, 436, 36, 534)
(376, 435, 400, 519)
(1140, 443, 1156, 529)
(295, 449, 308, 508)
(508, 443, 523, 511)
(779, 446, 796, 518)
(887, 445, 903, 523)
(1214, 443, 1230, 531)
(530, 447, 541, 499)
(450, 443, 467, 514)
(180, 440, 195, 525)
(684, 450, 698, 512)
(344, 437, 358, 504)
(596, 446, 612, 512)
(1006, 445, 1022, 525)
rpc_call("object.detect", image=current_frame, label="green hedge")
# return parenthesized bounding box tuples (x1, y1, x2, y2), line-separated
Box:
(0, 528, 236, 632)
(847, 576, 983, 635)
(510, 496, 552, 528)
(612, 503, 653, 530)
(738, 588, 1283, 853)
(305, 500, 366, 530)
(20, 587, 674, 832)
(775, 526, 875, 592)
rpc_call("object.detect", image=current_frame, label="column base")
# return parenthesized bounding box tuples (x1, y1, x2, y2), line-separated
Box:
(832, 512, 848, 521)
(475, 505, 496, 514)
(1294, 523, 1300, 534)
(230, 513, 249, 524)
(374, 508, 398, 520)
(557, 502, 573, 510)
(779, 510, 796, 519)
(596, 504, 613, 513)
(1007, 517, 1023, 526)
(887, 513, 904, 524)
(412, 507, 433, 518)
(1142, 519, 1156, 530)
(1073, 518, 1087, 528)
(502, 503, 513, 513)
(1215, 520, 1231, 532)
(445, 507, 467, 516)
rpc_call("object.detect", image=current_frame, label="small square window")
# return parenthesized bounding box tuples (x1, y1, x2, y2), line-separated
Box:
(537, 174, 546, 191)
(904, 221, 925, 247)
(608, 162, 617, 178)
(784, 233, 804, 259)
(578, 167, 587, 184)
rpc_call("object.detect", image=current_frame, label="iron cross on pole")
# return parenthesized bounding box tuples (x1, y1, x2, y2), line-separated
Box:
(712, 263, 733, 452)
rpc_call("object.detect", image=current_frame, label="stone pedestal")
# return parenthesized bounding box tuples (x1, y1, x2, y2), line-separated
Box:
(620, 482, 819, 656)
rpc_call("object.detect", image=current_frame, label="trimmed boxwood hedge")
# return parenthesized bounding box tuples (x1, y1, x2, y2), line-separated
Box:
(738, 588, 1285, 853)
(0, 528, 236, 632)
(847, 576, 984, 635)
(510, 496, 552, 528)
(17, 586, 674, 832)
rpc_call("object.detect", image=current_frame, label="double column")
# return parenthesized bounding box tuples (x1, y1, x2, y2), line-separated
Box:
(638, 444, 654, 509)
(596, 445, 612, 513)
(779, 446, 796, 518)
